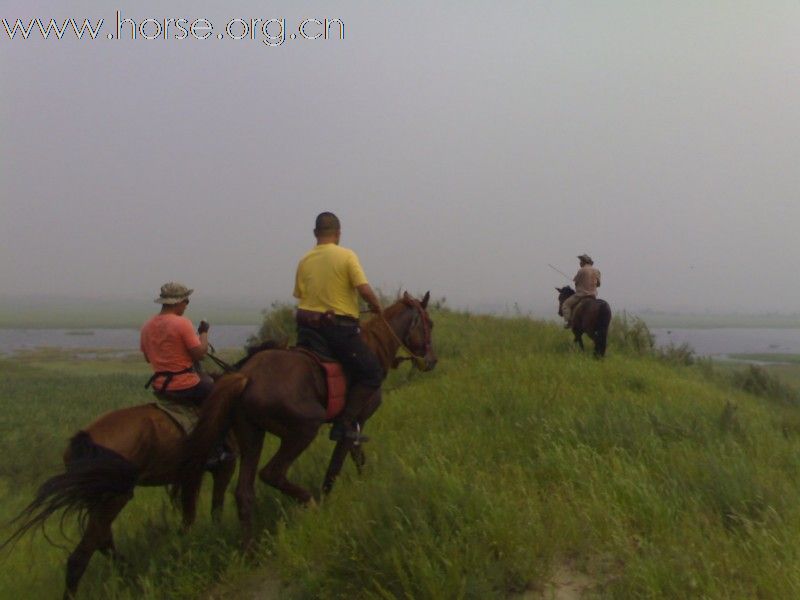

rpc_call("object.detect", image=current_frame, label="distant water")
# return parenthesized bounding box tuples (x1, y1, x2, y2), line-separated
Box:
(0, 325, 257, 355)
(2, 326, 799, 360)
(652, 328, 800, 358)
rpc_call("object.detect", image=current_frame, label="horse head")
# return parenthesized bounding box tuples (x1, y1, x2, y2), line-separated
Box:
(390, 291, 437, 372)
(556, 286, 575, 315)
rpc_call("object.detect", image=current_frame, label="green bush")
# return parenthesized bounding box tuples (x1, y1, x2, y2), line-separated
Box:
(608, 311, 655, 355)
(247, 301, 296, 347)
(731, 365, 800, 407)
(656, 342, 696, 366)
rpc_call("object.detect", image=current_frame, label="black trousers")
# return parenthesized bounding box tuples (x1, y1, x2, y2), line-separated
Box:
(164, 374, 214, 405)
(304, 322, 383, 389)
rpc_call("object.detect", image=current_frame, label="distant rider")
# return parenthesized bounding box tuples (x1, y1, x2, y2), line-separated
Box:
(562, 254, 601, 328)
(294, 212, 383, 443)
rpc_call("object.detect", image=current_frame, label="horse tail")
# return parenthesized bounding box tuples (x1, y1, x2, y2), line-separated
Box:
(178, 373, 249, 514)
(593, 300, 612, 357)
(1, 432, 137, 551)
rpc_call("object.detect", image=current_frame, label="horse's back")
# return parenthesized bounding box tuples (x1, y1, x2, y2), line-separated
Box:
(580, 297, 610, 318)
(239, 348, 328, 424)
(79, 403, 183, 472)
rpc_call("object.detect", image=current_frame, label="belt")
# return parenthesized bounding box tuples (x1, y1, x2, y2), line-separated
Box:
(296, 309, 359, 328)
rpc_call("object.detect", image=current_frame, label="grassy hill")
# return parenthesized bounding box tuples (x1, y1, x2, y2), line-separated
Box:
(2, 309, 800, 598)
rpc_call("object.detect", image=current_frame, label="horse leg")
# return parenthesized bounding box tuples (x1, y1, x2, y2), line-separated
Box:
(323, 438, 354, 494)
(210, 456, 236, 523)
(258, 422, 318, 504)
(64, 492, 131, 599)
(233, 421, 265, 552)
(320, 392, 378, 493)
(574, 332, 585, 351)
(349, 444, 366, 474)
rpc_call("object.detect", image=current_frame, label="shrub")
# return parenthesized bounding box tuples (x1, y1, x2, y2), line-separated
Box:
(247, 301, 296, 347)
(656, 342, 696, 366)
(731, 365, 800, 407)
(608, 312, 655, 355)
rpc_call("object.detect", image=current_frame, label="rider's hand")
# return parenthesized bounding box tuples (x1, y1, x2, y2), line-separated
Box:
(198, 320, 210, 334)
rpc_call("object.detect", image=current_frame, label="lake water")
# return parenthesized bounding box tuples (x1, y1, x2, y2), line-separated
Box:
(0, 325, 258, 355)
(1, 326, 799, 360)
(651, 328, 800, 358)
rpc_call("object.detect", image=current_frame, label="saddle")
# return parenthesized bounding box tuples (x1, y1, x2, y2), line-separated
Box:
(291, 345, 347, 421)
(150, 393, 200, 434)
(572, 295, 596, 317)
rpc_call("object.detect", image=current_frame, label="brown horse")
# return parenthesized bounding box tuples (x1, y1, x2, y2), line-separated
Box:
(179, 292, 437, 549)
(556, 286, 612, 357)
(2, 393, 239, 599)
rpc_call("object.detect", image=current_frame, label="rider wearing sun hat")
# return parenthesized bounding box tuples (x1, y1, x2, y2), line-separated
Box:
(140, 282, 212, 401)
(562, 254, 601, 328)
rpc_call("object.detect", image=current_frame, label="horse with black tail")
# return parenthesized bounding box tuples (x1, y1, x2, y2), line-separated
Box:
(1, 375, 245, 599)
(556, 286, 612, 357)
(179, 292, 437, 550)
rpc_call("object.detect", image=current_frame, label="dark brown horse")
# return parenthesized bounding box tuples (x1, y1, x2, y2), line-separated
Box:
(1, 393, 239, 599)
(556, 286, 611, 357)
(179, 292, 437, 549)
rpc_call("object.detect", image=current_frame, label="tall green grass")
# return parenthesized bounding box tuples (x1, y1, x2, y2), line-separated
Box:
(2, 310, 800, 598)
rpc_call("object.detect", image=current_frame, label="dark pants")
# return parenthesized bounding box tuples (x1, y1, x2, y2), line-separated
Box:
(314, 323, 383, 389)
(164, 374, 214, 406)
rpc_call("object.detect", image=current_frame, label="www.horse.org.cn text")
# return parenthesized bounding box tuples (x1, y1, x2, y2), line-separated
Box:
(1, 12, 345, 47)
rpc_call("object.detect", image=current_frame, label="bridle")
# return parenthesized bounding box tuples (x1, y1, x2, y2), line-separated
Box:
(380, 297, 432, 371)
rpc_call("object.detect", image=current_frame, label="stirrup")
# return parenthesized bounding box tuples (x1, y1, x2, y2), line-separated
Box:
(204, 446, 234, 471)
(329, 421, 370, 445)
(351, 423, 369, 446)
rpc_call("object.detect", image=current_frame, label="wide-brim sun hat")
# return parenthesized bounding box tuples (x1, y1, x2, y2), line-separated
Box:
(155, 282, 193, 304)
(577, 254, 593, 264)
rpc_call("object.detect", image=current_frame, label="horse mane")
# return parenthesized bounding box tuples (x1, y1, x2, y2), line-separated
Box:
(232, 339, 286, 370)
(361, 299, 411, 373)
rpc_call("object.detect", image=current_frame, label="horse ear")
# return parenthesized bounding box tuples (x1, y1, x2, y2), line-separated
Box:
(555, 287, 561, 292)
(421, 291, 430, 308)
(403, 291, 411, 301)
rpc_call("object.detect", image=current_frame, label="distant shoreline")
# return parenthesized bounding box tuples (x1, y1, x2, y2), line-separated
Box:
(2, 297, 799, 330)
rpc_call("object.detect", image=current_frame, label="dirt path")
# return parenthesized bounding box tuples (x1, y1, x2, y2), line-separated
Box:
(516, 564, 596, 600)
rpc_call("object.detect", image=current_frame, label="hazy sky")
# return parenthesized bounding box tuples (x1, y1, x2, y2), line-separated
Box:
(2, 1, 799, 314)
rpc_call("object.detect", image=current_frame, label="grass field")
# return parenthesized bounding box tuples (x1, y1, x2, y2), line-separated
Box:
(2, 310, 800, 598)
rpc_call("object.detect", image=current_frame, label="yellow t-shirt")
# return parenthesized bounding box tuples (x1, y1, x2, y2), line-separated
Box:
(294, 243, 369, 318)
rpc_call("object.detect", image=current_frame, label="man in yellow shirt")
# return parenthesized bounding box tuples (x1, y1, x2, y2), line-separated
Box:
(294, 212, 383, 442)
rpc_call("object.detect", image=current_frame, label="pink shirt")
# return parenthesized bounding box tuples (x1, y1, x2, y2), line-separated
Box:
(140, 314, 201, 391)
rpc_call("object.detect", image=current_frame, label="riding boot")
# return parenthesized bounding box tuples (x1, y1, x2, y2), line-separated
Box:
(330, 384, 378, 443)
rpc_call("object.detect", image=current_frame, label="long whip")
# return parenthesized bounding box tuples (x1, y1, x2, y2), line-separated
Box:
(547, 263, 572, 282)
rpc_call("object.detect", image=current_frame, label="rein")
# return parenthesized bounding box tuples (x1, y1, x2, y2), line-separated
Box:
(206, 343, 236, 372)
(379, 299, 431, 371)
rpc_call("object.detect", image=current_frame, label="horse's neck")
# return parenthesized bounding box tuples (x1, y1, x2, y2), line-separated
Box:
(362, 308, 408, 373)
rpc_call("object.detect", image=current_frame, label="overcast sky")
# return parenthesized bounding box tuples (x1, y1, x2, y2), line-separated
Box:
(2, 1, 799, 314)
